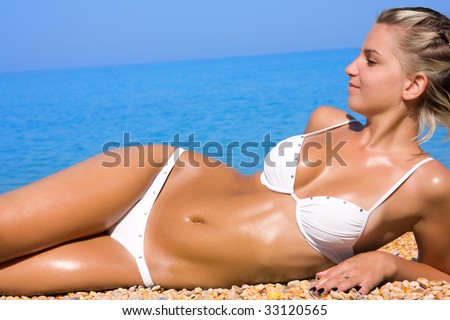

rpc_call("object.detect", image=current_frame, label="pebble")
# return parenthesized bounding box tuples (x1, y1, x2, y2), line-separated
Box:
(417, 278, 430, 289)
(1, 233, 449, 300)
(329, 290, 345, 300)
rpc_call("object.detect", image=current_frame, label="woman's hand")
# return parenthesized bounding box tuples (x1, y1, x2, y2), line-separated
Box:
(311, 251, 397, 295)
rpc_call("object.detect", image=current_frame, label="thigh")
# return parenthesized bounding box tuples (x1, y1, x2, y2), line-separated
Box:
(0, 144, 175, 262)
(0, 235, 143, 296)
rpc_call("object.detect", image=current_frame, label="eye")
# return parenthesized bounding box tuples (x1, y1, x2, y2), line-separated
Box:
(366, 59, 377, 66)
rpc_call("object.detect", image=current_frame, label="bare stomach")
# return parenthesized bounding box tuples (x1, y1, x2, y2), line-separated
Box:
(143, 151, 334, 289)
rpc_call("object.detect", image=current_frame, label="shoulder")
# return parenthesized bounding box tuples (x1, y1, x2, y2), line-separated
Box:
(304, 106, 359, 133)
(414, 160, 450, 208)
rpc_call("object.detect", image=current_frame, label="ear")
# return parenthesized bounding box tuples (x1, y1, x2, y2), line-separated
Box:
(403, 73, 428, 101)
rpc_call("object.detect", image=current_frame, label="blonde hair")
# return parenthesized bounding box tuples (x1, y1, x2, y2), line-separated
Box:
(377, 7, 450, 143)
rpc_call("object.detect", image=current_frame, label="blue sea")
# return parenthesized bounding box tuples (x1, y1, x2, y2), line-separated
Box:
(0, 49, 449, 194)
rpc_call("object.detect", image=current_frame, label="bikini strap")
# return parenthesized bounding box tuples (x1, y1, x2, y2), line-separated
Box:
(367, 158, 434, 214)
(134, 147, 185, 286)
(302, 119, 359, 138)
(291, 193, 300, 201)
(286, 119, 358, 193)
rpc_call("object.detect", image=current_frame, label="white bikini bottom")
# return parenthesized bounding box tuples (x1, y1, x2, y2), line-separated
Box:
(107, 147, 186, 287)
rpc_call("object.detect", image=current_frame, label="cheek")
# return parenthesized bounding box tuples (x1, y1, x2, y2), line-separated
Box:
(348, 72, 404, 111)
(363, 72, 403, 99)
(377, 81, 399, 98)
(383, 80, 405, 104)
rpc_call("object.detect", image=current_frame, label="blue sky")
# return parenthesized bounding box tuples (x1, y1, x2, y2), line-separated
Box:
(1, 0, 449, 73)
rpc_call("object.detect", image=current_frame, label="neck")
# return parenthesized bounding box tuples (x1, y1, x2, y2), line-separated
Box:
(360, 109, 421, 152)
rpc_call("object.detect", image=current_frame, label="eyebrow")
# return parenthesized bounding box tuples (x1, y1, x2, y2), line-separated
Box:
(361, 48, 383, 57)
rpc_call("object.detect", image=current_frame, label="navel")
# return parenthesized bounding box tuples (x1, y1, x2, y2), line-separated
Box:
(185, 215, 205, 225)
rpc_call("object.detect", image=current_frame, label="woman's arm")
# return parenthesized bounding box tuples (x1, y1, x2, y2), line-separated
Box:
(410, 163, 450, 279)
(313, 250, 450, 295)
(313, 165, 450, 295)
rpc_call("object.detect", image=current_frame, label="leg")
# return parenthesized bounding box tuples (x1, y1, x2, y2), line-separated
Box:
(0, 144, 175, 263)
(0, 234, 142, 296)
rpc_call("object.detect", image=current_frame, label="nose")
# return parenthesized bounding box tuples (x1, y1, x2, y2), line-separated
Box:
(345, 57, 358, 77)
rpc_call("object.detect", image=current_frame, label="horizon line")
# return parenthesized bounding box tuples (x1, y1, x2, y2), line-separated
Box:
(0, 47, 358, 76)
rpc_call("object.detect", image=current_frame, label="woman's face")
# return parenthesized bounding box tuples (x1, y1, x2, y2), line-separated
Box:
(345, 23, 409, 116)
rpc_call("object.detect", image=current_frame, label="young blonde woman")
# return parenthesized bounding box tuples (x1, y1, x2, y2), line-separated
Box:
(1, 7, 449, 296)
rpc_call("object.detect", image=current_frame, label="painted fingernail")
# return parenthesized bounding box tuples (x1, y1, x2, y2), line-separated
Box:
(317, 288, 325, 294)
(331, 287, 338, 291)
(309, 287, 316, 292)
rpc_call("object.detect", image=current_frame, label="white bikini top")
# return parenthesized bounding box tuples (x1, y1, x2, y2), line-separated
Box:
(260, 120, 433, 263)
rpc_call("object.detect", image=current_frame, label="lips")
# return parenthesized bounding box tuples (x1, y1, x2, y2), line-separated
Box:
(349, 82, 360, 89)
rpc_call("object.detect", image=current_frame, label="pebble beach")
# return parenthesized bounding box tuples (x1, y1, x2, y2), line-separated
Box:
(1, 232, 449, 300)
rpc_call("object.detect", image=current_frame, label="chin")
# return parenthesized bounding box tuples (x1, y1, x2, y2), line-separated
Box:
(347, 100, 370, 118)
(347, 99, 362, 112)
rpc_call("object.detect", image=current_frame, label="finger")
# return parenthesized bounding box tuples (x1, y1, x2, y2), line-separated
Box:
(315, 265, 339, 279)
(314, 271, 358, 294)
(358, 281, 376, 295)
(339, 277, 361, 293)
(315, 270, 328, 279)
(311, 275, 341, 293)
